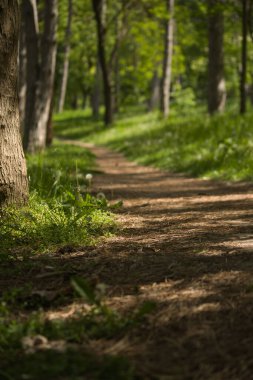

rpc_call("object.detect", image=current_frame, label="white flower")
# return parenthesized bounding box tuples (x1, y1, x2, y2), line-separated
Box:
(85, 173, 93, 181)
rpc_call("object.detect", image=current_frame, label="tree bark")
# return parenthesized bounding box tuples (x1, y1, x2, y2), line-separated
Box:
(58, 0, 72, 113)
(240, 0, 248, 114)
(207, 0, 226, 114)
(36, 0, 58, 148)
(0, 0, 28, 207)
(91, 57, 101, 119)
(22, 0, 40, 153)
(148, 70, 160, 111)
(92, 0, 113, 125)
(22, 0, 58, 153)
(18, 10, 27, 135)
(161, 0, 174, 118)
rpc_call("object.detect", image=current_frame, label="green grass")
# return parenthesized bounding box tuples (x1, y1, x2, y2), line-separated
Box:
(54, 107, 253, 181)
(0, 141, 115, 256)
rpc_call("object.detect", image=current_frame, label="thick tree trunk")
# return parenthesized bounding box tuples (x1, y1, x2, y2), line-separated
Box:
(23, 0, 57, 153)
(58, 0, 72, 113)
(240, 0, 248, 114)
(92, 0, 113, 125)
(0, 0, 28, 207)
(161, 0, 174, 117)
(207, 0, 226, 114)
(148, 70, 160, 111)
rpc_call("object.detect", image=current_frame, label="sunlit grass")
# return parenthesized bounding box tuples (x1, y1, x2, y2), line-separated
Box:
(54, 107, 253, 181)
(0, 141, 115, 256)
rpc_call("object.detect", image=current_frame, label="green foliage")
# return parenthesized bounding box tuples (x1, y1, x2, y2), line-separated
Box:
(55, 108, 253, 181)
(0, 193, 114, 254)
(27, 141, 96, 198)
(0, 142, 115, 255)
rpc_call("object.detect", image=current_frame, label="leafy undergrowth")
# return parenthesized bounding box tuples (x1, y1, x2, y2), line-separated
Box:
(54, 107, 253, 181)
(0, 278, 155, 379)
(0, 142, 115, 256)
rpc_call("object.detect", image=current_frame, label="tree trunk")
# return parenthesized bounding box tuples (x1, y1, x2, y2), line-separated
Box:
(240, 0, 248, 114)
(161, 0, 174, 117)
(18, 11, 27, 135)
(22, 0, 58, 153)
(22, 0, 40, 152)
(113, 16, 120, 113)
(46, 96, 54, 147)
(148, 70, 160, 111)
(36, 0, 58, 148)
(91, 57, 101, 119)
(58, 0, 72, 113)
(92, 0, 113, 126)
(0, 0, 28, 207)
(207, 0, 226, 114)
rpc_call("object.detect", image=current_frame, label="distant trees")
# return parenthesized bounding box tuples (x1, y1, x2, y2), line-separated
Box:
(207, 0, 226, 114)
(0, 0, 28, 207)
(15, 0, 253, 136)
(22, 0, 58, 153)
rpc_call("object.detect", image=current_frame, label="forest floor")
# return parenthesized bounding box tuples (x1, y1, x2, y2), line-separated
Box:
(60, 140, 253, 379)
(2, 139, 253, 379)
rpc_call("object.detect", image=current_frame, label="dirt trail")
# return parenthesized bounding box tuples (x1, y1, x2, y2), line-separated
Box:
(61, 140, 253, 379)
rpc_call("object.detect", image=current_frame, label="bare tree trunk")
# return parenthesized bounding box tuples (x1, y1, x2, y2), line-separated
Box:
(22, 0, 40, 153)
(240, 0, 248, 114)
(113, 16, 120, 113)
(91, 57, 101, 119)
(23, 0, 57, 153)
(58, 0, 72, 113)
(161, 0, 174, 117)
(148, 70, 160, 111)
(46, 96, 54, 146)
(92, 0, 113, 125)
(18, 12, 27, 135)
(0, 0, 28, 207)
(207, 0, 226, 114)
(36, 0, 58, 148)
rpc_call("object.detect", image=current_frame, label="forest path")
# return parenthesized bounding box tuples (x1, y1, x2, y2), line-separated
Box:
(66, 140, 253, 379)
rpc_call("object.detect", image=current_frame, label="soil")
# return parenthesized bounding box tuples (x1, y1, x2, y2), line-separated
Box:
(67, 141, 253, 380)
(3, 141, 253, 379)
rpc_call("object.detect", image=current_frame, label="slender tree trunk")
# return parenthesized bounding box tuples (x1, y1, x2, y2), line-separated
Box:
(240, 0, 248, 114)
(161, 0, 174, 117)
(58, 0, 72, 113)
(113, 16, 120, 113)
(92, 0, 113, 125)
(91, 57, 101, 119)
(207, 0, 226, 114)
(36, 0, 58, 148)
(22, 0, 40, 152)
(0, 0, 28, 207)
(23, 0, 58, 153)
(18, 12, 27, 135)
(148, 70, 160, 111)
(46, 96, 54, 146)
